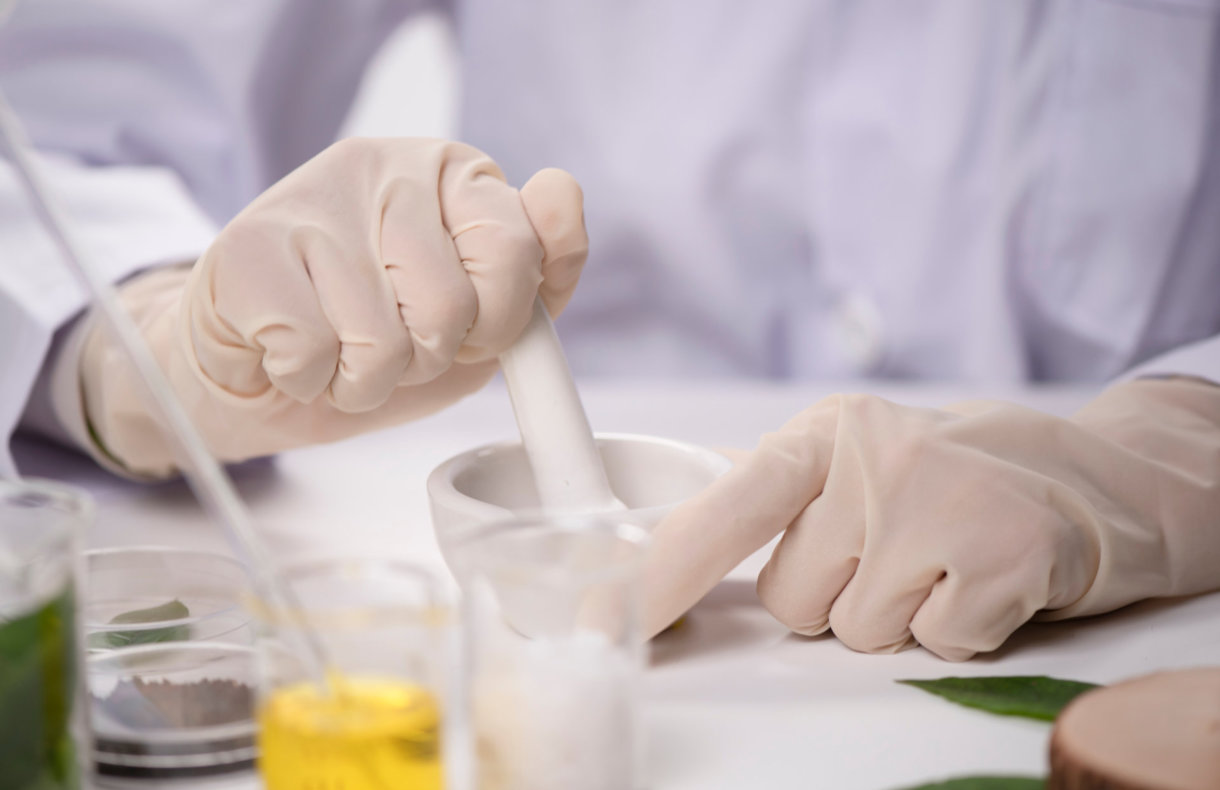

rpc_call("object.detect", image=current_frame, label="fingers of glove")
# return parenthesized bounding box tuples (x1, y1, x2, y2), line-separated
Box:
(908, 568, 1050, 662)
(642, 396, 843, 637)
(825, 557, 937, 654)
(755, 393, 940, 643)
(245, 359, 501, 450)
(754, 486, 864, 637)
(380, 173, 480, 386)
(519, 168, 588, 318)
(191, 224, 341, 404)
(437, 146, 545, 363)
(294, 226, 416, 412)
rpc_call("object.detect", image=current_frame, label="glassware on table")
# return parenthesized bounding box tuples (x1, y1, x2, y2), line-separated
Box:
(252, 557, 452, 790)
(84, 546, 251, 651)
(453, 515, 650, 790)
(0, 478, 92, 790)
(88, 641, 258, 780)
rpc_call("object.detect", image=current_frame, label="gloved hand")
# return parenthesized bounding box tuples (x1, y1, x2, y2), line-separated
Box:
(644, 378, 1220, 660)
(56, 138, 588, 478)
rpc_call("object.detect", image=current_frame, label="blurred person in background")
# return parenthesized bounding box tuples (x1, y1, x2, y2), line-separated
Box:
(2, 1, 1218, 659)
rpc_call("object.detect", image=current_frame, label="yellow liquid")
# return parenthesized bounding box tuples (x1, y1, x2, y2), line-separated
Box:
(258, 677, 443, 790)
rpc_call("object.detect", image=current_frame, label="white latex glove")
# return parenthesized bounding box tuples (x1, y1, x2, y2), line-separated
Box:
(644, 378, 1220, 660)
(56, 138, 587, 478)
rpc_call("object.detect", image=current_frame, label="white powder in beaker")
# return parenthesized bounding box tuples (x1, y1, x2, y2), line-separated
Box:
(474, 629, 636, 790)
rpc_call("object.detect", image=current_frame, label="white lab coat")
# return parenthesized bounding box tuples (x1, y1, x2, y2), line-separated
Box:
(2, 0, 1219, 478)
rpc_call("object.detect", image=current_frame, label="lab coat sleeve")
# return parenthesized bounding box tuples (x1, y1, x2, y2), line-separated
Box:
(0, 151, 217, 478)
(1117, 334, 1220, 386)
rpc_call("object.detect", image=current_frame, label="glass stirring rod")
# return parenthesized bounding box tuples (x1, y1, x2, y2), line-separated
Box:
(0, 88, 334, 687)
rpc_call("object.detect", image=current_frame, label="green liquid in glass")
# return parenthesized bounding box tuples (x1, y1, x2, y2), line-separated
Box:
(0, 584, 79, 790)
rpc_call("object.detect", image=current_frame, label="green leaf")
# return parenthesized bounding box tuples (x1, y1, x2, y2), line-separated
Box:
(897, 676, 1098, 721)
(87, 599, 191, 649)
(108, 598, 189, 625)
(0, 584, 78, 790)
(900, 777, 1044, 790)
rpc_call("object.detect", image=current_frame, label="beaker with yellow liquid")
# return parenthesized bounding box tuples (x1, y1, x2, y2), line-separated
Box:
(252, 559, 451, 790)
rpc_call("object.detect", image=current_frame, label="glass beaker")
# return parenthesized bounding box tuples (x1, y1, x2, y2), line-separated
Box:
(0, 478, 92, 790)
(252, 557, 453, 790)
(454, 515, 649, 790)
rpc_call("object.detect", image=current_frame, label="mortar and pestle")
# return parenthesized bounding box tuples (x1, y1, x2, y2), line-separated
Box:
(427, 298, 730, 569)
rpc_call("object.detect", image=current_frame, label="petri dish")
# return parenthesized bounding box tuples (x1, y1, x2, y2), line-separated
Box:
(88, 642, 257, 780)
(84, 547, 250, 651)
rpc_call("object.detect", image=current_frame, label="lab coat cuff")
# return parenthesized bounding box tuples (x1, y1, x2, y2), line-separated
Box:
(43, 308, 144, 479)
(1114, 334, 1220, 387)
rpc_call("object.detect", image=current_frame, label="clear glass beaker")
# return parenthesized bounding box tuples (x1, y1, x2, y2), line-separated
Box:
(0, 478, 92, 790)
(454, 515, 650, 790)
(252, 557, 453, 790)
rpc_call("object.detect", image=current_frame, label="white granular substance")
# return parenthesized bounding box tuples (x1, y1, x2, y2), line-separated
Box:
(474, 630, 636, 790)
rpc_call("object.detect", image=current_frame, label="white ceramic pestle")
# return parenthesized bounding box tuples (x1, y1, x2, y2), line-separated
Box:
(498, 297, 625, 513)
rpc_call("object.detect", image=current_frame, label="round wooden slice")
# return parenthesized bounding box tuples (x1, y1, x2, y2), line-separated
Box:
(1048, 667, 1220, 790)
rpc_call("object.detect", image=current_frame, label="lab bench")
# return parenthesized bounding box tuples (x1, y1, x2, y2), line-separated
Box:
(16, 380, 1218, 790)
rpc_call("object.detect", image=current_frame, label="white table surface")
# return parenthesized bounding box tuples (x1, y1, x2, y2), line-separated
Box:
(17, 379, 1220, 790)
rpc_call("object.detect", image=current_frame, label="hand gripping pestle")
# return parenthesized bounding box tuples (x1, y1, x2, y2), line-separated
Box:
(498, 297, 625, 513)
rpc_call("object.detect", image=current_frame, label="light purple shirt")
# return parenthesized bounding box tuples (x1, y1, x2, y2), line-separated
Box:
(2, 0, 1218, 474)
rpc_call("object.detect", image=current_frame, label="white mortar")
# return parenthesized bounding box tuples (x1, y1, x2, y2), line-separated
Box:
(426, 432, 731, 568)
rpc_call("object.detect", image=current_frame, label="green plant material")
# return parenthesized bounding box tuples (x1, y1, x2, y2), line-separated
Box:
(87, 599, 191, 649)
(0, 584, 80, 790)
(898, 676, 1098, 722)
(900, 777, 1044, 790)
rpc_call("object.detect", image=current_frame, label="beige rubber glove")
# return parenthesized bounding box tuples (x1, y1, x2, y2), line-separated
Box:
(58, 138, 588, 478)
(644, 378, 1220, 660)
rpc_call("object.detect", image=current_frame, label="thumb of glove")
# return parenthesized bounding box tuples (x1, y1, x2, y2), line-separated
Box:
(520, 168, 588, 318)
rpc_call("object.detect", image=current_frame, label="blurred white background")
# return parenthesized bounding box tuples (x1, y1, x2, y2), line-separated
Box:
(339, 12, 458, 141)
